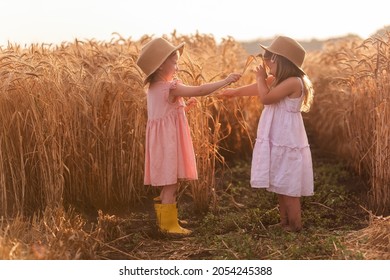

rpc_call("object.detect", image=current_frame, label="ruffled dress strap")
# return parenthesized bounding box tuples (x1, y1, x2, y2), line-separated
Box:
(168, 79, 185, 106)
(169, 79, 182, 90)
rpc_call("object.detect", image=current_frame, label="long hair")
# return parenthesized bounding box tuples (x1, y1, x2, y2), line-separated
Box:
(146, 50, 180, 86)
(268, 52, 314, 112)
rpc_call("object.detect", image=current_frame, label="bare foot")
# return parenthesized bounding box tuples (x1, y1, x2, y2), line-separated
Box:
(268, 222, 288, 230)
(283, 225, 302, 232)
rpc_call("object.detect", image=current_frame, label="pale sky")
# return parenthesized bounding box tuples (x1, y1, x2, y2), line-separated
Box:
(1, 0, 389, 46)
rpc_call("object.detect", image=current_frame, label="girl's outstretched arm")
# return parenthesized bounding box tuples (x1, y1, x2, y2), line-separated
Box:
(170, 73, 241, 98)
(219, 75, 274, 98)
(219, 83, 258, 98)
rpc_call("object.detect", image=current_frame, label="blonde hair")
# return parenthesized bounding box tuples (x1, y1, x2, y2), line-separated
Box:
(272, 54, 314, 112)
(146, 50, 180, 86)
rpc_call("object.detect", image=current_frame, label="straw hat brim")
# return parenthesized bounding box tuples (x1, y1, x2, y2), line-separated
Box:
(143, 42, 185, 84)
(259, 41, 306, 75)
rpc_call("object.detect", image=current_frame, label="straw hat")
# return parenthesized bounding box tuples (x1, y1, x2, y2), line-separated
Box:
(260, 36, 306, 71)
(136, 37, 185, 83)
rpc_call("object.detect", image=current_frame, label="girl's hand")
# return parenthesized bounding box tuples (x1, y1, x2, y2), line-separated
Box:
(255, 66, 275, 89)
(185, 97, 198, 111)
(218, 88, 237, 99)
(266, 75, 275, 86)
(255, 65, 268, 82)
(225, 73, 241, 85)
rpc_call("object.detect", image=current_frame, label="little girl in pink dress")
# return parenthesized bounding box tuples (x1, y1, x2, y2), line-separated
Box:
(137, 37, 240, 235)
(143, 80, 198, 187)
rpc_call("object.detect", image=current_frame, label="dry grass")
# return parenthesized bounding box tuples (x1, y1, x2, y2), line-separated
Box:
(345, 214, 390, 259)
(0, 207, 97, 259)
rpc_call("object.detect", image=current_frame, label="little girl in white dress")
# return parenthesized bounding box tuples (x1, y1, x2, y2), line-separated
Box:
(221, 36, 314, 232)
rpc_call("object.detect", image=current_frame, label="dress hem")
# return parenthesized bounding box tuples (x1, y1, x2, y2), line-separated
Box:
(144, 177, 198, 187)
(251, 183, 314, 197)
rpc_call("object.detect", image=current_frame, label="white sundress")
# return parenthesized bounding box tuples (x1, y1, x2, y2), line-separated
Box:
(250, 78, 314, 197)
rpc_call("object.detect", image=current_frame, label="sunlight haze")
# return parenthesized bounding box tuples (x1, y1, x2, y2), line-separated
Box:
(1, 0, 389, 46)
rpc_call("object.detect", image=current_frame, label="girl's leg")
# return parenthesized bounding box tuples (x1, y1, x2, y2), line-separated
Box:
(154, 183, 191, 235)
(269, 195, 288, 229)
(160, 183, 178, 204)
(277, 194, 289, 227)
(283, 195, 302, 232)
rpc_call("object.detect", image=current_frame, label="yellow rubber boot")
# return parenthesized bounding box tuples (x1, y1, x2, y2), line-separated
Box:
(154, 203, 192, 235)
(154, 197, 188, 226)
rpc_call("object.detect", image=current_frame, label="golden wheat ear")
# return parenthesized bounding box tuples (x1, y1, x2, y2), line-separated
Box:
(241, 55, 257, 75)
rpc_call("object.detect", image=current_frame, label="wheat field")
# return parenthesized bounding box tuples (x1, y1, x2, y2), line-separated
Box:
(0, 32, 389, 216)
(0, 32, 389, 259)
(0, 33, 256, 217)
(304, 34, 390, 214)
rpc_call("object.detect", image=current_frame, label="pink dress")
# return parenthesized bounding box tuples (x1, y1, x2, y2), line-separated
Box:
(144, 80, 198, 186)
(250, 78, 314, 197)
